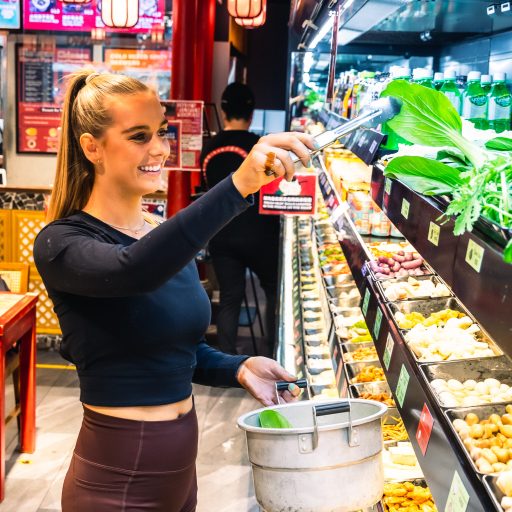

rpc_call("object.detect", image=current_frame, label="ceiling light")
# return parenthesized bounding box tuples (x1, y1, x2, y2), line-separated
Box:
(501, 2, 511, 12)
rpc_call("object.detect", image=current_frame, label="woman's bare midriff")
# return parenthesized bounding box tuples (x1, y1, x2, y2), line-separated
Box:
(83, 395, 193, 421)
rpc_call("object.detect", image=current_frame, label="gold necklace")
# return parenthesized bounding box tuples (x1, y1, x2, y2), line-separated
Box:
(107, 218, 147, 235)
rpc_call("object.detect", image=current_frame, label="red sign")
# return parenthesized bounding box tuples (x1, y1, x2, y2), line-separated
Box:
(161, 100, 203, 172)
(17, 45, 92, 154)
(259, 174, 317, 215)
(104, 49, 172, 71)
(416, 403, 434, 455)
(23, 0, 165, 34)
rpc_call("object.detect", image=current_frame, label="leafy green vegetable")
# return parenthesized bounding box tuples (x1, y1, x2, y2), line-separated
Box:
(385, 157, 464, 195)
(382, 80, 512, 263)
(485, 137, 512, 151)
(259, 409, 293, 429)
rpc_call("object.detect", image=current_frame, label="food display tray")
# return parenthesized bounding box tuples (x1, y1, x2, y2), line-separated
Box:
(367, 259, 436, 282)
(444, 404, 512, 477)
(349, 381, 397, 416)
(322, 274, 354, 287)
(482, 474, 506, 512)
(345, 360, 385, 385)
(375, 274, 452, 303)
(341, 341, 379, 363)
(419, 356, 512, 408)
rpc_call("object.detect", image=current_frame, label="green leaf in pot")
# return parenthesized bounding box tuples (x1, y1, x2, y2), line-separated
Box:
(485, 137, 512, 151)
(259, 409, 293, 429)
(504, 239, 512, 264)
(384, 156, 464, 196)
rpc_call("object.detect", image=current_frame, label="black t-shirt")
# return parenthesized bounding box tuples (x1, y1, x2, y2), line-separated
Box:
(201, 130, 279, 241)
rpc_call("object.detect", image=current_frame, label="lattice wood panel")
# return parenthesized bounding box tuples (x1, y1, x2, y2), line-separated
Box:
(11, 210, 46, 271)
(0, 210, 12, 261)
(29, 272, 61, 335)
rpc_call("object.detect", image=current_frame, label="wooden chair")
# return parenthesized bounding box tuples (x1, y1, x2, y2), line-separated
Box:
(0, 263, 30, 429)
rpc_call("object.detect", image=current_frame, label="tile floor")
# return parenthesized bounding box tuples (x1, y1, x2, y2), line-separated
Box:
(1, 349, 262, 512)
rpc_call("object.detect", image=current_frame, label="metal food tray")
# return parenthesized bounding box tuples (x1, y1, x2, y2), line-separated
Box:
(420, 357, 512, 409)
(386, 297, 468, 331)
(483, 474, 506, 512)
(322, 274, 353, 287)
(402, 324, 503, 364)
(367, 258, 436, 282)
(341, 342, 379, 363)
(445, 404, 512, 476)
(345, 360, 385, 385)
(375, 275, 451, 303)
(349, 381, 398, 415)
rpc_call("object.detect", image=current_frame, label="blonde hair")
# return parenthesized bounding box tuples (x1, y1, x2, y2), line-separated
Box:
(47, 70, 151, 221)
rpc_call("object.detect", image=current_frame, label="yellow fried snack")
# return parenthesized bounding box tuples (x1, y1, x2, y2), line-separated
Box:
(352, 365, 385, 383)
(383, 418, 408, 441)
(383, 482, 438, 512)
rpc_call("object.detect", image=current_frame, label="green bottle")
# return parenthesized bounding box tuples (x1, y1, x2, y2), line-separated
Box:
(462, 71, 488, 130)
(433, 72, 444, 90)
(412, 68, 434, 88)
(488, 72, 512, 133)
(381, 67, 411, 150)
(481, 74, 492, 94)
(441, 70, 462, 114)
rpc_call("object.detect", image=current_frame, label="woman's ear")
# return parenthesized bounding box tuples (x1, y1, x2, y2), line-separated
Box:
(79, 133, 102, 165)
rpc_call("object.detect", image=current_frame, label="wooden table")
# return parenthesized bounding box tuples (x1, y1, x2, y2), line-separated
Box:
(0, 293, 38, 502)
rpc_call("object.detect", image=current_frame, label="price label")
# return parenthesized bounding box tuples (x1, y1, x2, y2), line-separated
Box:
(395, 364, 410, 408)
(465, 239, 485, 273)
(427, 221, 440, 246)
(373, 307, 383, 339)
(384, 178, 392, 195)
(445, 471, 470, 512)
(416, 403, 434, 455)
(401, 198, 410, 219)
(362, 288, 370, 316)
(383, 334, 394, 370)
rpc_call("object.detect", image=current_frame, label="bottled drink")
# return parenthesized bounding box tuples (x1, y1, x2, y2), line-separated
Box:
(488, 72, 512, 133)
(441, 70, 462, 114)
(481, 74, 492, 94)
(433, 72, 444, 90)
(462, 71, 488, 130)
(412, 68, 434, 88)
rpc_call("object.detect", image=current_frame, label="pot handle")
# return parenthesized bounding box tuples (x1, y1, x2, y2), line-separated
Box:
(314, 401, 350, 416)
(274, 378, 310, 403)
(313, 400, 359, 448)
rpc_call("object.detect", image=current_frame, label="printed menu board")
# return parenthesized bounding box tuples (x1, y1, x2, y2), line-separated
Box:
(0, 0, 20, 29)
(17, 45, 92, 153)
(23, 0, 164, 33)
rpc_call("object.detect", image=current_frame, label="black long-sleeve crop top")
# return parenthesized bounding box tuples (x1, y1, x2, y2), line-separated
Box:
(33, 176, 252, 406)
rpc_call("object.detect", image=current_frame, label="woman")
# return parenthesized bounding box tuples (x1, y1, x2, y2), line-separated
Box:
(33, 70, 314, 512)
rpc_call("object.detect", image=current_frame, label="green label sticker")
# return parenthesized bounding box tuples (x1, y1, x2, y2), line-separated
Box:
(395, 364, 410, 408)
(401, 198, 410, 219)
(383, 334, 394, 370)
(428, 221, 440, 246)
(385, 178, 392, 195)
(445, 471, 469, 512)
(465, 239, 484, 273)
(374, 308, 383, 339)
(362, 288, 370, 317)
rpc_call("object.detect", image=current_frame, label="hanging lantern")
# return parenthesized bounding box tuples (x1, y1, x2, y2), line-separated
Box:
(235, 2, 266, 29)
(151, 23, 165, 43)
(101, 0, 139, 28)
(227, 0, 263, 19)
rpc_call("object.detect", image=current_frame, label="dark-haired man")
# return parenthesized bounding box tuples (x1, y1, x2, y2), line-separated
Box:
(200, 83, 279, 357)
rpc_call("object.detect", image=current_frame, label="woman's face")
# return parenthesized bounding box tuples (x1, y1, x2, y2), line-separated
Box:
(99, 91, 170, 197)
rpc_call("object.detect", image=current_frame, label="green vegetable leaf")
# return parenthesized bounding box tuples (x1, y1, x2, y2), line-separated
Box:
(259, 409, 293, 429)
(485, 137, 512, 151)
(381, 80, 462, 147)
(384, 156, 463, 195)
(504, 239, 512, 264)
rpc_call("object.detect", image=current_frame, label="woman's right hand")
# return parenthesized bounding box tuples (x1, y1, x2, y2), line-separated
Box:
(232, 132, 316, 197)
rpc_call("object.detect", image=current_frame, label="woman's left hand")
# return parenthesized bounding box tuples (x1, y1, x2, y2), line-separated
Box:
(237, 357, 302, 406)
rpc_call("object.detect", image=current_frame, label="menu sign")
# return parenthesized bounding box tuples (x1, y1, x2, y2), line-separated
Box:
(23, 0, 164, 33)
(104, 49, 171, 71)
(161, 100, 203, 171)
(17, 45, 92, 153)
(0, 0, 20, 29)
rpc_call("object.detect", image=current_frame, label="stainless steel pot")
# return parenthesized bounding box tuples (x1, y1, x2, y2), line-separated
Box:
(237, 393, 387, 512)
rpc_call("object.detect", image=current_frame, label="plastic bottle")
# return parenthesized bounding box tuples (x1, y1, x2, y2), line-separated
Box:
(462, 71, 488, 130)
(441, 70, 462, 114)
(481, 74, 492, 94)
(412, 68, 434, 88)
(488, 72, 512, 133)
(433, 72, 444, 90)
(381, 67, 411, 150)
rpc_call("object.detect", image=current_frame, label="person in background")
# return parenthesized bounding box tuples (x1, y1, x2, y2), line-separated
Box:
(201, 83, 280, 357)
(33, 70, 313, 512)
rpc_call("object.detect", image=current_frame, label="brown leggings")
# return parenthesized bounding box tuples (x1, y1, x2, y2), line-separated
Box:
(62, 404, 198, 512)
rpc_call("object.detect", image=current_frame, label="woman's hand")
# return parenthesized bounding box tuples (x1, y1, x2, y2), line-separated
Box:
(236, 356, 302, 406)
(232, 132, 316, 197)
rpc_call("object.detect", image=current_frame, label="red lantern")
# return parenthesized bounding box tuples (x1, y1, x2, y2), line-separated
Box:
(101, 0, 139, 28)
(235, 2, 266, 28)
(227, 0, 263, 19)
